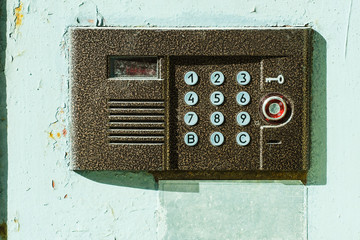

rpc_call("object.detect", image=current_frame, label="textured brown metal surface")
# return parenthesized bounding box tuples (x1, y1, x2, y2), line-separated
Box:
(70, 27, 312, 179)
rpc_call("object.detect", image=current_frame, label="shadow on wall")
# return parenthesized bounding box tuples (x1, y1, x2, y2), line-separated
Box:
(77, 29, 327, 189)
(0, 0, 8, 239)
(307, 30, 327, 185)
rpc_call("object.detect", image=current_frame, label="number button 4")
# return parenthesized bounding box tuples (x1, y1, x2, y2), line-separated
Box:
(184, 91, 198, 106)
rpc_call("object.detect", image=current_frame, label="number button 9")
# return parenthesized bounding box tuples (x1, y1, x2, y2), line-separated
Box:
(236, 71, 251, 85)
(184, 91, 198, 106)
(210, 71, 224, 86)
(210, 112, 225, 126)
(210, 91, 225, 106)
(236, 91, 251, 106)
(184, 112, 198, 126)
(184, 71, 198, 85)
(236, 112, 251, 126)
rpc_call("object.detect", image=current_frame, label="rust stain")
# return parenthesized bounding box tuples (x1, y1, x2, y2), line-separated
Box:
(52, 180, 55, 189)
(64, 194, 68, 199)
(49, 132, 55, 140)
(62, 128, 67, 137)
(88, 19, 94, 23)
(56, 132, 61, 138)
(15, 2, 24, 28)
(0, 222, 7, 240)
(13, 218, 20, 232)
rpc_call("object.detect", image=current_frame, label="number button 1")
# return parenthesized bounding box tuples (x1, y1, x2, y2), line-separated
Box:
(210, 71, 225, 85)
(210, 112, 225, 126)
(236, 112, 251, 126)
(236, 91, 251, 106)
(236, 71, 251, 85)
(184, 91, 198, 106)
(184, 71, 198, 85)
(184, 112, 198, 126)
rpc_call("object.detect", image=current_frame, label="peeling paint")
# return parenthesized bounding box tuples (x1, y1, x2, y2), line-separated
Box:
(14, 2, 23, 28)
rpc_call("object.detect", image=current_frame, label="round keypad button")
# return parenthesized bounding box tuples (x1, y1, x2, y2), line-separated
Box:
(236, 112, 251, 126)
(210, 71, 225, 86)
(184, 112, 198, 126)
(210, 132, 225, 146)
(236, 91, 251, 106)
(184, 91, 199, 106)
(236, 71, 251, 85)
(184, 132, 198, 146)
(210, 91, 225, 106)
(236, 132, 251, 146)
(184, 71, 198, 85)
(210, 112, 225, 126)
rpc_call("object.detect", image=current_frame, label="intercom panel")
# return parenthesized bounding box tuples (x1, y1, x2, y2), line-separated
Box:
(70, 28, 312, 180)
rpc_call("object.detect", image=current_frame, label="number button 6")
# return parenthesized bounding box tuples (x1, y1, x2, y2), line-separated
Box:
(236, 91, 251, 106)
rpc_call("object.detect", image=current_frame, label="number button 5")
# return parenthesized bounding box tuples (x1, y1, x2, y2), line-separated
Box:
(210, 91, 225, 106)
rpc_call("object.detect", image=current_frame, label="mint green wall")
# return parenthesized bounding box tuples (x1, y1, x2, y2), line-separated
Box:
(2, 0, 360, 239)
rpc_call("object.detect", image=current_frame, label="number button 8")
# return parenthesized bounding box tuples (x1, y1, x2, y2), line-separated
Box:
(210, 71, 224, 86)
(184, 71, 198, 85)
(210, 112, 224, 126)
(236, 112, 251, 126)
(236, 71, 251, 85)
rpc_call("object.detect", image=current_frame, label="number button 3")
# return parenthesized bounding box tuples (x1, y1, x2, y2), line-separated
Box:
(236, 71, 251, 85)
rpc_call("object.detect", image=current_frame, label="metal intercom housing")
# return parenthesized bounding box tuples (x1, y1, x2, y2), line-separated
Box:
(70, 27, 312, 182)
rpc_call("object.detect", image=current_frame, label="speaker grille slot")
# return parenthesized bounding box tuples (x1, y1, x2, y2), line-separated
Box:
(108, 99, 165, 145)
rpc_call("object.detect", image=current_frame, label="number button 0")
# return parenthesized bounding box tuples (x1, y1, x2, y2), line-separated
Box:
(210, 132, 224, 146)
(236, 71, 251, 85)
(236, 91, 251, 106)
(184, 91, 199, 106)
(210, 71, 225, 86)
(236, 112, 251, 126)
(184, 71, 198, 85)
(236, 132, 251, 146)
(184, 112, 198, 126)
(210, 91, 225, 106)
(184, 132, 198, 146)
(210, 112, 225, 126)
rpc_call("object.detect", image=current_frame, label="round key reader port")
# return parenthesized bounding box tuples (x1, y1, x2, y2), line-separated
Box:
(260, 93, 292, 124)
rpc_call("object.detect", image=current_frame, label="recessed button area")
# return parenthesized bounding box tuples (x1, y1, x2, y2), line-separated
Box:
(184, 132, 198, 146)
(210, 112, 225, 126)
(210, 71, 225, 85)
(236, 91, 250, 106)
(236, 132, 250, 146)
(210, 91, 225, 106)
(184, 112, 198, 126)
(236, 112, 251, 126)
(236, 71, 251, 85)
(210, 132, 224, 146)
(184, 71, 198, 85)
(184, 91, 198, 106)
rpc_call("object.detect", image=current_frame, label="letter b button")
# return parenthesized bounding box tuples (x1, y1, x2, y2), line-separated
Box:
(184, 132, 199, 146)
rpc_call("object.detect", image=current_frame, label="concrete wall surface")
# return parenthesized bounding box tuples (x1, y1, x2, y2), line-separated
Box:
(1, 0, 360, 239)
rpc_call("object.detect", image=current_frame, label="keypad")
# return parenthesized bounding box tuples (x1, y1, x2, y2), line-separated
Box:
(183, 71, 252, 147)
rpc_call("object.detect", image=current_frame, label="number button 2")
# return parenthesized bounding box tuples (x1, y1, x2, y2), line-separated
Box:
(184, 112, 198, 126)
(236, 91, 251, 106)
(210, 71, 225, 86)
(184, 71, 198, 85)
(236, 112, 251, 126)
(184, 91, 198, 106)
(236, 71, 251, 85)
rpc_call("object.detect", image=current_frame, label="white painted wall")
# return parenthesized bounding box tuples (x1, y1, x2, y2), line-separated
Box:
(4, 0, 360, 239)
